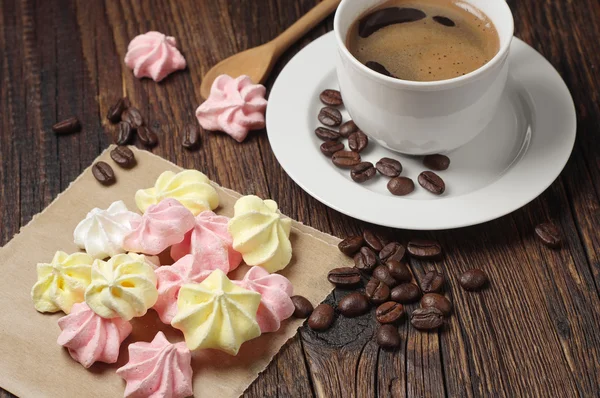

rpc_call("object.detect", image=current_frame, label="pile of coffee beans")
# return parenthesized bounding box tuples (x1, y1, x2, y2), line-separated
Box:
(106, 98, 160, 148)
(315, 89, 452, 196)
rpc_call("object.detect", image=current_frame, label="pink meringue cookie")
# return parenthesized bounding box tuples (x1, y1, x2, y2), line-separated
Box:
(117, 331, 193, 398)
(233, 266, 294, 333)
(153, 254, 213, 324)
(170, 210, 242, 273)
(124, 31, 186, 82)
(57, 302, 132, 368)
(123, 198, 195, 255)
(196, 74, 268, 142)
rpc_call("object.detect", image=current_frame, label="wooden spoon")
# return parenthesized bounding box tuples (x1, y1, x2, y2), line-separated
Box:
(200, 0, 341, 99)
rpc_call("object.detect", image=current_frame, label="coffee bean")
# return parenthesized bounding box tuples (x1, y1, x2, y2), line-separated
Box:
(319, 89, 343, 106)
(376, 301, 404, 324)
(365, 278, 390, 304)
(182, 123, 201, 150)
(391, 283, 421, 303)
(459, 269, 488, 291)
(535, 222, 562, 248)
(291, 295, 314, 318)
(321, 141, 345, 157)
(339, 120, 359, 137)
(418, 171, 445, 195)
(379, 242, 405, 263)
(137, 125, 159, 147)
(121, 107, 143, 129)
(110, 146, 136, 169)
(338, 235, 364, 256)
(348, 131, 369, 152)
(423, 154, 450, 171)
(338, 292, 370, 317)
(433, 16, 455, 27)
(354, 246, 378, 272)
(410, 307, 444, 330)
(52, 117, 81, 135)
(386, 260, 412, 283)
(351, 162, 376, 183)
(376, 158, 402, 177)
(363, 230, 383, 252)
(421, 271, 444, 293)
(376, 324, 401, 350)
(115, 121, 134, 145)
(308, 304, 335, 331)
(318, 106, 342, 127)
(327, 267, 361, 287)
(366, 61, 393, 77)
(387, 177, 415, 196)
(92, 161, 116, 186)
(315, 127, 341, 141)
(421, 293, 452, 316)
(107, 98, 128, 123)
(373, 265, 398, 287)
(332, 150, 361, 168)
(407, 239, 442, 260)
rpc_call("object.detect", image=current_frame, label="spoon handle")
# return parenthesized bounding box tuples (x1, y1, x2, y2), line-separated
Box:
(271, 0, 341, 56)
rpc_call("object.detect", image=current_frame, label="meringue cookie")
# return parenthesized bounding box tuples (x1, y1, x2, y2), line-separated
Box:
(31, 251, 94, 314)
(124, 31, 186, 82)
(117, 331, 193, 398)
(127, 252, 161, 270)
(135, 170, 219, 216)
(153, 254, 213, 324)
(123, 198, 195, 255)
(74, 200, 141, 259)
(171, 269, 261, 355)
(233, 266, 294, 333)
(228, 195, 292, 273)
(196, 75, 268, 142)
(57, 302, 132, 368)
(85, 254, 158, 321)
(170, 210, 242, 273)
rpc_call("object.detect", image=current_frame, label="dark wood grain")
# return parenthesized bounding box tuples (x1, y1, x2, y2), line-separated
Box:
(1, 0, 600, 397)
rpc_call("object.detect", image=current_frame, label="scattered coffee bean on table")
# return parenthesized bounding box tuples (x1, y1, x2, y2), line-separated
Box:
(348, 131, 369, 152)
(459, 269, 489, 291)
(321, 141, 345, 157)
(332, 150, 361, 168)
(107, 98, 128, 123)
(420, 293, 452, 316)
(137, 125, 159, 147)
(315, 127, 341, 141)
(411, 307, 444, 330)
(308, 303, 335, 331)
(351, 162, 376, 183)
(376, 324, 401, 350)
(363, 229, 384, 252)
(423, 154, 450, 171)
(535, 222, 562, 248)
(291, 295, 314, 318)
(115, 121, 134, 145)
(373, 265, 399, 287)
(328, 267, 362, 288)
(388, 177, 414, 196)
(338, 292, 370, 317)
(339, 120, 359, 137)
(421, 271, 444, 293)
(366, 278, 391, 304)
(386, 260, 412, 283)
(376, 158, 402, 177)
(379, 242, 405, 263)
(52, 116, 81, 135)
(182, 123, 201, 150)
(92, 161, 116, 186)
(354, 246, 378, 272)
(110, 146, 136, 169)
(391, 283, 422, 303)
(318, 106, 343, 127)
(376, 301, 404, 324)
(418, 171, 445, 195)
(407, 239, 442, 260)
(319, 89, 343, 106)
(338, 235, 364, 256)
(121, 107, 143, 129)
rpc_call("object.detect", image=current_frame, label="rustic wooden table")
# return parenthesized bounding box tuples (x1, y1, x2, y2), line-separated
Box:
(1, 0, 599, 397)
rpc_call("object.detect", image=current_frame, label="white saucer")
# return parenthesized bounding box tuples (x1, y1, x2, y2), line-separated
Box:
(266, 32, 576, 230)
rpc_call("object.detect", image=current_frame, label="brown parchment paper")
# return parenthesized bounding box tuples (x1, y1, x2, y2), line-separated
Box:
(0, 146, 352, 398)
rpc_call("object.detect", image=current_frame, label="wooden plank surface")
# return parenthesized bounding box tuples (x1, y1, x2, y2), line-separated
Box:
(1, 0, 600, 397)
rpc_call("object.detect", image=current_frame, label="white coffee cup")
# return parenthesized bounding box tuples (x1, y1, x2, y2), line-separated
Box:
(334, 0, 514, 155)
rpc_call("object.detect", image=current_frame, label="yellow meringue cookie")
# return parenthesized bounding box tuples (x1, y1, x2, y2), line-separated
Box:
(171, 269, 261, 355)
(228, 195, 292, 273)
(84, 254, 158, 321)
(135, 170, 219, 216)
(31, 251, 94, 314)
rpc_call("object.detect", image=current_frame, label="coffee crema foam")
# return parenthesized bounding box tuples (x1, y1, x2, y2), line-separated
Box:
(346, 0, 500, 82)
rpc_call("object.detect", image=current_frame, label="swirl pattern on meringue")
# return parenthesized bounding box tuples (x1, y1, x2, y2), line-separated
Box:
(196, 75, 268, 142)
(124, 31, 186, 82)
(135, 170, 219, 216)
(228, 195, 292, 273)
(57, 302, 132, 368)
(74, 200, 141, 259)
(117, 331, 193, 398)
